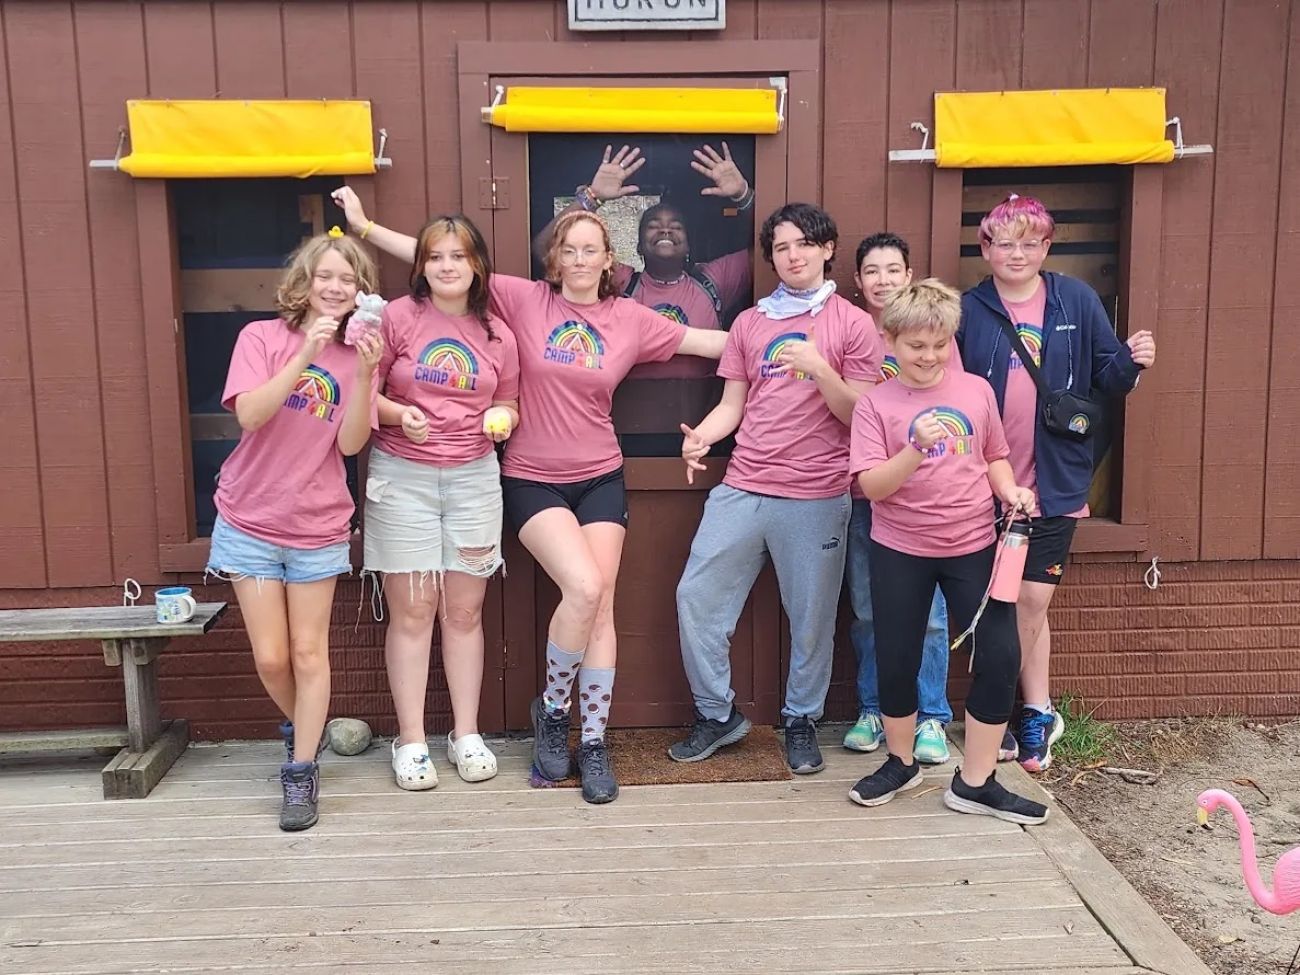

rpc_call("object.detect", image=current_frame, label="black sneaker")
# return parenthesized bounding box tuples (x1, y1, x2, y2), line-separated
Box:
(530, 697, 573, 782)
(667, 706, 752, 762)
(943, 766, 1049, 825)
(784, 716, 824, 774)
(576, 738, 619, 804)
(278, 760, 319, 832)
(848, 753, 922, 807)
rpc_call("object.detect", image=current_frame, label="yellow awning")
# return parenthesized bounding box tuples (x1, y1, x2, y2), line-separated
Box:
(934, 88, 1176, 168)
(118, 100, 377, 178)
(482, 87, 782, 135)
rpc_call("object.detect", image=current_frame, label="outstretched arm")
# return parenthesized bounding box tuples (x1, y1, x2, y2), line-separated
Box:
(691, 141, 755, 211)
(331, 186, 417, 264)
(530, 144, 647, 263)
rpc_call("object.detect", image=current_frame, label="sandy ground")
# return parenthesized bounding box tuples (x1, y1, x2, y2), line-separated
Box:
(1044, 719, 1300, 975)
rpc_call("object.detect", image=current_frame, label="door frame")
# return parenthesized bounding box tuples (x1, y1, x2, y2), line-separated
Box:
(455, 40, 822, 729)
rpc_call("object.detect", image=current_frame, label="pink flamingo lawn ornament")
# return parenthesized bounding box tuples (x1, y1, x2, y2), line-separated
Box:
(1197, 789, 1300, 915)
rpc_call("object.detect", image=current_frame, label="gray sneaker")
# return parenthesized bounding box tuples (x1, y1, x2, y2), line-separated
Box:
(530, 697, 573, 782)
(278, 760, 319, 832)
(279, 720, 328, 762)
(576, 738, 619, 804)
(667, 706, 752, 762)
(784, 716, 824, 774)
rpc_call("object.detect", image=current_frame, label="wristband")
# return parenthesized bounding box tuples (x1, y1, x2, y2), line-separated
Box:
(909, 438, 929, 455)
(574, 185, 602, 212)
(730, 183, 756, 211)
(360, 220, 374, 240)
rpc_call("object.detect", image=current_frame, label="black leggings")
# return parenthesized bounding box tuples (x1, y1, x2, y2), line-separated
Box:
(869, 540, 1020, 725)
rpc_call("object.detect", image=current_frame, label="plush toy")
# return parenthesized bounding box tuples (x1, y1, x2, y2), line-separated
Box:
(345, 292, 386, 346)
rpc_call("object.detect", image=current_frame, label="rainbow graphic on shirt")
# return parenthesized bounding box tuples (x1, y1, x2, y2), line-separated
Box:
(414, 338, 479, 391)
(544, 320, 605, 369)
(759, 331, 813, 380)
(285, 364, 341, 422)
(907, 405, 975, 459)
(1009, 323, 1042, 369)
(652, 303, 689, 325)
(878, 355, 900, 383)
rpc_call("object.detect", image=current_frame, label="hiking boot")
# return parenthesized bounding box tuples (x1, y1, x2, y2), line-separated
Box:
(998, 727, 1020, 762)
(530, 696, 573, 782)
(279, 719, 328, 762)
(784, 716, 824, 774)
(848, 753, 922, 807)
(576, 738, 619, 804)
(667, 706, 751, 763)
(1017, 707, 1065, 773)
(843, 712, 885, 752)
(944, 766, 1049, 825)
(278, 760, 320, 832)
(913, 718, 951, 765)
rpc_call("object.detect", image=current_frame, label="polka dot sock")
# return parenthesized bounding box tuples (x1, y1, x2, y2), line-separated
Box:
(577, 667, 615, 743)
(543, 641, 585, 714)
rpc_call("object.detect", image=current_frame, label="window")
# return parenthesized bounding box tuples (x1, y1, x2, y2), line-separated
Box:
(526, 131, 757, 457)
(174, 178, 357, 536)
(960, 166, 1124, 518)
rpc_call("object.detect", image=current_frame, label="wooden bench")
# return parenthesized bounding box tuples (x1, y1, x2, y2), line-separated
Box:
(0, 603, 227, 798)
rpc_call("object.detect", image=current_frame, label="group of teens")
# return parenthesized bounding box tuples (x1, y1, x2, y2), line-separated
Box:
(206, 144, 1155, 832)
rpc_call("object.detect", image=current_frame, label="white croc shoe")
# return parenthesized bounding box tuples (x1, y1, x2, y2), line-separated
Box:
(447, 732, 498, 783)
(391, 739, 438, 791)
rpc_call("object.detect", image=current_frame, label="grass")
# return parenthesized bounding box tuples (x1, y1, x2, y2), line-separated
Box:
(1053, 693, 1118, 766)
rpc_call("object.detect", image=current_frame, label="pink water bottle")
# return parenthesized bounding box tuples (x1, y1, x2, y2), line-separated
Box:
(990, 521, 1031, 603)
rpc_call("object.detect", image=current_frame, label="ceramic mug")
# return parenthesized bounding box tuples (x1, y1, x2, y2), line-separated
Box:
(156, 586, 197, 624)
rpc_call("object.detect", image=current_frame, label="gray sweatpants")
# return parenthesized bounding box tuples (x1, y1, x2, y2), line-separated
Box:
(676, 484, 850, 724)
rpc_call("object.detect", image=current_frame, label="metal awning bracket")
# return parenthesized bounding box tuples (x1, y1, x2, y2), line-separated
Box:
(88, 127, 127, 170)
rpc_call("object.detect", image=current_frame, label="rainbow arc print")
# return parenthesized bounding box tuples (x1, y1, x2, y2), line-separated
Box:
(1013, 323, 1042, 367)
(908, 405, 976, 459)
(879, 355, 900, 382)
(415, 338, 480, 390)
(759, 331, 812, 380)
(652, 302, 689, 325)
(286, 364, 341, 422)
(544, 319, 606, 369)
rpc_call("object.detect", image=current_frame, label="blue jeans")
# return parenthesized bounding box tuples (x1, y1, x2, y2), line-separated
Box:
(845, 499, 953, 724)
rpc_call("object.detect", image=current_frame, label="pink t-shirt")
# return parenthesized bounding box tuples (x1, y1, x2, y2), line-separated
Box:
(721, 293, 882, 499)
(490, 276, 687, 481)
(851, 367, 1010, 558)
(615, 251, 752, 380)
(1000, 284, 1048, 501)
(215, 318, 378, 549)
(375, 296, 520, 468)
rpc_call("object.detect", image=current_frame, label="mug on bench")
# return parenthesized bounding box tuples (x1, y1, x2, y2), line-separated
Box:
(156, 586, 197, 624)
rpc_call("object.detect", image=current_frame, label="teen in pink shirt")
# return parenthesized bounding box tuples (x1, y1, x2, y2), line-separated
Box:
(331, 188, 727, 804)
(846, 278, 1047, 826)
(363, 215, 520, 793)
(207, 232, 382, 833)
(671, 204, 881, 777)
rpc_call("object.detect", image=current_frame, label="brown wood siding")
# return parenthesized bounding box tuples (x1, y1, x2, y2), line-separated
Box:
(2, 0, 1299, 738)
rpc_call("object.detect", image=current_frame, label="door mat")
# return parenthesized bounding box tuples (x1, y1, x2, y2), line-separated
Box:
(535, 724, 792, 788)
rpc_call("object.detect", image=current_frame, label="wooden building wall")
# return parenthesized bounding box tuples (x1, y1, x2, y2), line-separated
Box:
(1, 0, 1297, 738)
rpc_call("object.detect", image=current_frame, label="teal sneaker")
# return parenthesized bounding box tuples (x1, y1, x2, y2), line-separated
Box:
(913, 718, 950, 765)
(843, 713, 884, 752)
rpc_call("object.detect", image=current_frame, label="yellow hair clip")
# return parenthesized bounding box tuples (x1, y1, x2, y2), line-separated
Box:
(327, 225, 345, 239)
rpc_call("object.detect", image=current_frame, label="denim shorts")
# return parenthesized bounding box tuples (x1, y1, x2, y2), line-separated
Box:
(207, 514, 352, 585)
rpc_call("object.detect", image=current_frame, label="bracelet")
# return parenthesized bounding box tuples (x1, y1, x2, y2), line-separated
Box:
(909, 438, 929, 455)
(360, 220, 374, 240)
(574, 185, 602, 212)
(730, 183, 756, 211)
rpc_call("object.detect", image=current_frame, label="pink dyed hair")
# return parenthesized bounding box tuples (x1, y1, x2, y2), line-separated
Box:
(978, 194, 1056, 244)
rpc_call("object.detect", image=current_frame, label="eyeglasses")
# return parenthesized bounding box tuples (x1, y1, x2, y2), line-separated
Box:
(989, 239, 1045, 255)
(559, 246, 607, 265)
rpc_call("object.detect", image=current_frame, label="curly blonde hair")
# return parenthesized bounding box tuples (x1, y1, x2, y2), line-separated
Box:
(540, 211, 619, 300)
(275, 234, 378, 331)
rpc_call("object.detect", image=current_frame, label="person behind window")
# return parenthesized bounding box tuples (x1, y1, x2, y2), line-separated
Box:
(841, 233, 954, 764)
(958, 195, 1155, 773)
(847, 278, 1048, 824)
(363, 215, 520, 793)
(206, 232, 382, 832)
(670, 203, 881, 775)
(331, 186, 726, 803)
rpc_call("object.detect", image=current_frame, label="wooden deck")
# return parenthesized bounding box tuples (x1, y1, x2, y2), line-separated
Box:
(0, 730, 1208, 975)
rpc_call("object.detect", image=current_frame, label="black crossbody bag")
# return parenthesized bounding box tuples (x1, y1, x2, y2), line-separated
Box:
(997, 318, 1101, 442)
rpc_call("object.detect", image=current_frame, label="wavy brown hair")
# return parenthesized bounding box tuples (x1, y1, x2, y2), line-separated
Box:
(274, 234, 378, 334)
(540, 210, 619, 300)
(411, 214, 496, 340)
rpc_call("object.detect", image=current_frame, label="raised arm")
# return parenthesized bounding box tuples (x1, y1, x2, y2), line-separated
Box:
(691, 141, 755, 211)
(530, 145, 647, 263)
(331, 186, 417, 264)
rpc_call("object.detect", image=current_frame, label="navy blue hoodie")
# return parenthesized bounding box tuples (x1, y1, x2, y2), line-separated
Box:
(957, 272, 1142, 518)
